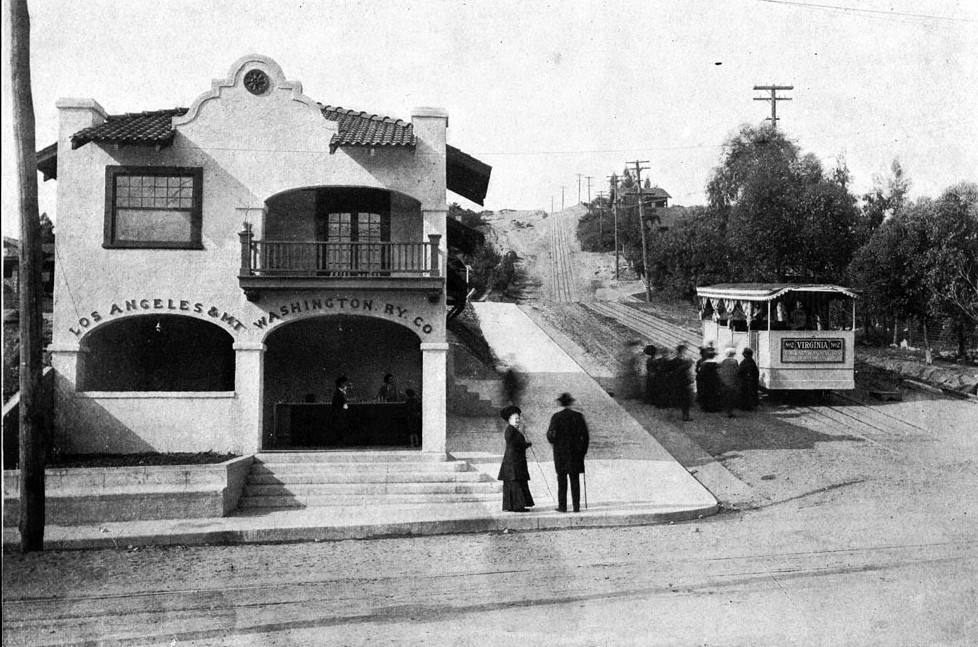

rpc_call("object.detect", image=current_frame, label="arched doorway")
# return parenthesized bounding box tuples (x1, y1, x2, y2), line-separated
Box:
(262, 315, 422, 449)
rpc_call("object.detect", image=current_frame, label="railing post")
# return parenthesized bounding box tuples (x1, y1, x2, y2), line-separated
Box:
(239, 222, 253, 276)
(428, 234, 441, 277)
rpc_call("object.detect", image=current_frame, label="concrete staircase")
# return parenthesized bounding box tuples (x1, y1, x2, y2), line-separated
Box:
(237, 451, 501, 509)
(447, 378, 501, 416)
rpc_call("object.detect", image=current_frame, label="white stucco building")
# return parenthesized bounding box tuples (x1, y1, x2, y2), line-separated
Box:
(38, 54, 491, 457)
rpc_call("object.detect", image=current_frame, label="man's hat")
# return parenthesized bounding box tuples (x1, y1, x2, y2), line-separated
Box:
(500, 405, 522, 421)
(557, 393, 576, 406)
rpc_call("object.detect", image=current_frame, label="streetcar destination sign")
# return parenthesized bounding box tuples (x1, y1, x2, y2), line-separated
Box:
(781, 338, 845, 363)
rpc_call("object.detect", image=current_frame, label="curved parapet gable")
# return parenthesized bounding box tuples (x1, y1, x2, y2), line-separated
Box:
(173, 53, 330, 133)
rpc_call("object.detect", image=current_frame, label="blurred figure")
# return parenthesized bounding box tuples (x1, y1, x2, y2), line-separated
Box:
(377, 372, 400, 402)
(643, 344, 664, 406)
(697, 341, 716, 372)
(669, 344, 694, 421)
(502, 364, 527, 408)
(718, 347, 741, 418)
(696, 347, 721, 412)
(618, 339, 643, 399)
(739, 348, 760, 410)
(404, 388, 422, 447)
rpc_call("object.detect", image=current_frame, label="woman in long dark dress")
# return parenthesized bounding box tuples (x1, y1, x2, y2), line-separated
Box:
(497, 405, 534, 512)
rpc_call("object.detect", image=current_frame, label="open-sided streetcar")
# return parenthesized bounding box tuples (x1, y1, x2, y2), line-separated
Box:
(695, 283, 858, 391)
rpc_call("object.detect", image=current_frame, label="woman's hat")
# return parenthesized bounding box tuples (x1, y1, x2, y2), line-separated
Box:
(556, 393, 576, 406)
(500, 405, 522, 421)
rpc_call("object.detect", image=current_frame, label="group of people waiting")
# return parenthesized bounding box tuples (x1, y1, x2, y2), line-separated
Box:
(642, 342, 760, 418)
(693, 344, 760, 416)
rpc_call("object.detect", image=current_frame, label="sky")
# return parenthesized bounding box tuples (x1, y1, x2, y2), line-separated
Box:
(2, 0, 977, 239)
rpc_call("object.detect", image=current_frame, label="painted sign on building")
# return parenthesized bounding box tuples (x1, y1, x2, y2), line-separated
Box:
(781, 338, 845, 363)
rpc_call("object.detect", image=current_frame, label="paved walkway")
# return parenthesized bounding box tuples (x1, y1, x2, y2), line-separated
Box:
(2, 304, 722, 551)
(456, 302, 718, 512)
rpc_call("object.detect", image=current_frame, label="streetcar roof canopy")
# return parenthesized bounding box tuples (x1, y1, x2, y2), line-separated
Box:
(696, 283, 858, 302)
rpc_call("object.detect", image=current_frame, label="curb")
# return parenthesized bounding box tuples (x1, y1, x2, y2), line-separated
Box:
(2, 503, 719, 551)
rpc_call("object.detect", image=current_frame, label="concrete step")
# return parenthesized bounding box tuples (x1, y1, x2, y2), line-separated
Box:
(238, 492, 500, 508)
(253, 451, 448, 464)
(447, 382, 497, 417)
(243, 482, 501, 497)
(249, 461, 471, 474)
(454, 378, 506, 406)
(4, 489, 226, 526)
(247, 470, 492, 485)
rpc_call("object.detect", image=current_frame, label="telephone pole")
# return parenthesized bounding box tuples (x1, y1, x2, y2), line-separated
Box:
(585, 176, 593, 207)
(596, 190, 606, 239)
(753, 84, 793, 128)
(576, 174, 583, 204)
(608, 174, 620, 280)
(627, 160, 652, 302)
(561, 185, 565, 211)
(12, 0, 47, 552)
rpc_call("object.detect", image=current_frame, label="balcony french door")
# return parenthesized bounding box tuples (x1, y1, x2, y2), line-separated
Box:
(322, 212, 386, 275)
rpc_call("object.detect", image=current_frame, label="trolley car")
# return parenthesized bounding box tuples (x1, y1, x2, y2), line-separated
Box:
(695, 283, 858, 391)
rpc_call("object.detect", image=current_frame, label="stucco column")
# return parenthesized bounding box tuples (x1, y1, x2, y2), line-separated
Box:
(48, 344, 81, 451)
(420, 341, 449, 455)
(234, 342, 265, 455)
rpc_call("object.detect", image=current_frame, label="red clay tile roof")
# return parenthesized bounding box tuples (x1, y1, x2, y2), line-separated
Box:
(55, 102, 487, 202)
(69, 105, 415, 152)
(321, 105, 415, 151)
(71, 108, 189, 149)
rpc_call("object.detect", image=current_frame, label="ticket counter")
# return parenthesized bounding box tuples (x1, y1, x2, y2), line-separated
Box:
(273, 402, 417, 448)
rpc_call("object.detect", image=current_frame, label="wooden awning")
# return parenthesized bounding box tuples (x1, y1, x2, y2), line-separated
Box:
(447, 145, 491, 206)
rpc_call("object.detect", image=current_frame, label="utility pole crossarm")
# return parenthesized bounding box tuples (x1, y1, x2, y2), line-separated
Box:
(753, 84, 794, 128)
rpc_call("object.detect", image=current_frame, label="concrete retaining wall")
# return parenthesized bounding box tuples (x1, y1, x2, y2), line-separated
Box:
(2, 456, 253, 526)
(859, 355, 978, 395)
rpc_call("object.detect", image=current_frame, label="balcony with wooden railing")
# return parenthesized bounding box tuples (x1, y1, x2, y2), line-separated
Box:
(237, 223, 443, 302)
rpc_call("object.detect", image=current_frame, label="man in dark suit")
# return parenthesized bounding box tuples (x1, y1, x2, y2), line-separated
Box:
(546, 393, 590, 512)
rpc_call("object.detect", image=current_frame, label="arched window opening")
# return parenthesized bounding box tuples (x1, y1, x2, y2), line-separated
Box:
(78, 315, 235, 391)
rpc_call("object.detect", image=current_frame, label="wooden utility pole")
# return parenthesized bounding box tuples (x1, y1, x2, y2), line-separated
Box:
(753, 84, 793, 128)
(596, 190, 606, 239)
(561, 186, 565, 211)
(628, 160, 652, 302)
(11, 0, 46, 552)
(576, 174, 582, 204)
(608, 174, 619, 280)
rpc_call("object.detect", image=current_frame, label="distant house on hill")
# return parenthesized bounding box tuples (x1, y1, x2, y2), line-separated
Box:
(615, 186, 690, 231)
(3, 236, 55, 307)
(619, 186, 671, 209)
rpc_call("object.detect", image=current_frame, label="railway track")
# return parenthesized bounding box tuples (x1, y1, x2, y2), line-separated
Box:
(5, 539, 974, 646)
(584, 300, 701, 361)
(549, 211, 577, 302)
